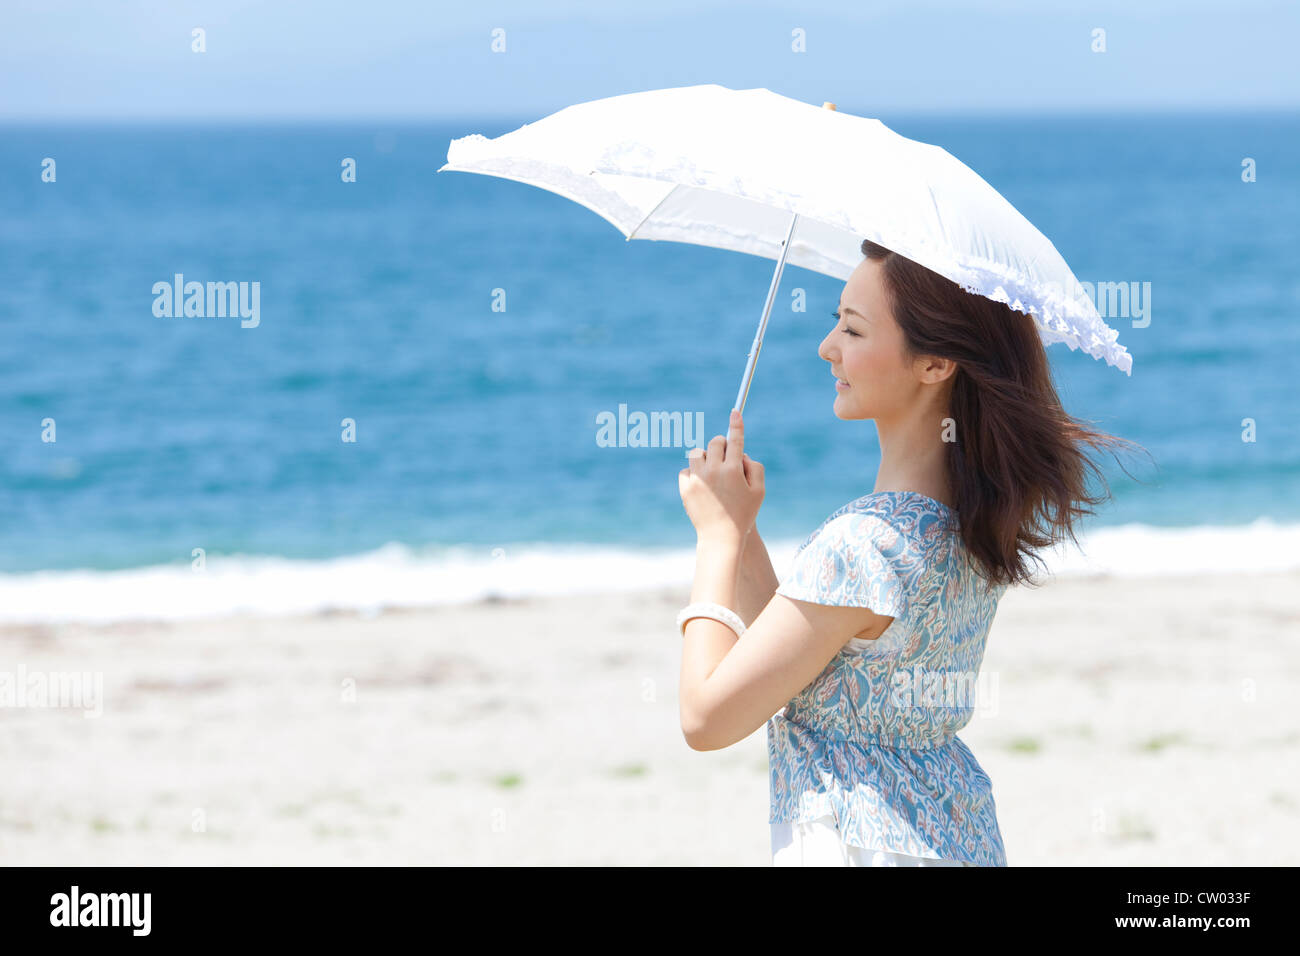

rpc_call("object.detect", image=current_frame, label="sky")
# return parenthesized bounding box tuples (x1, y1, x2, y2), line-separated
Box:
(0, 0, 1296, 121)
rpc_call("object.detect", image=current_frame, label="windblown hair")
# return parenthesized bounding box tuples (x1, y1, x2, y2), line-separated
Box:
(860, 238, 1149, 589)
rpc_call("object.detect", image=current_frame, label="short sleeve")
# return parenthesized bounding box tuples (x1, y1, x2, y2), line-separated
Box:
(775, 512, 911, 619)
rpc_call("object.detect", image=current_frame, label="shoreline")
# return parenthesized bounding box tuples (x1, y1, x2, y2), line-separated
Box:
(4, 517, 1300, 626)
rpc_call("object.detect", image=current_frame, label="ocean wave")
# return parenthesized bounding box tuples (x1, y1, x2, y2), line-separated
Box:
(1, 520, 1297, 624)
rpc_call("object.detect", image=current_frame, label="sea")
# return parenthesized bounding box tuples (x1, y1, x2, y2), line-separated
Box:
(2, 112, 1297, 622)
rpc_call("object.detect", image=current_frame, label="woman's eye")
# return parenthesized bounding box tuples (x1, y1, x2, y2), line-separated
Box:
(832, 311, 860, 336)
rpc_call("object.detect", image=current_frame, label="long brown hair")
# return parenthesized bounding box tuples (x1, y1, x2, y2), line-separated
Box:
(860, 238, 1150, 588)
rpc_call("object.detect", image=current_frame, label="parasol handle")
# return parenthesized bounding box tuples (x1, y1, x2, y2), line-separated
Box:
(728, 101, 832, 419)
(732, 211, 798, 418)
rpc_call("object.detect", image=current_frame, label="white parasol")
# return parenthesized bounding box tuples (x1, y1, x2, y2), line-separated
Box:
(439, 84, 1132, 414)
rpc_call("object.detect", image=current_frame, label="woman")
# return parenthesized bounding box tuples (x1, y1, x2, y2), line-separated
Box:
(676, 238, 1142, 866)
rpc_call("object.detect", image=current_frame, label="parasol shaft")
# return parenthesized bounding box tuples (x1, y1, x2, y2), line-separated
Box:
(733, 211, 799, 416)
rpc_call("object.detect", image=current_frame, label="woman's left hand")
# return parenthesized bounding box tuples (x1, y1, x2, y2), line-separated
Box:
(678, 409, 765, 543)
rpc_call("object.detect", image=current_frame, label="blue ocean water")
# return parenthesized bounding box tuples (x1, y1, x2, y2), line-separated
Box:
(1, 114, 1297, 586)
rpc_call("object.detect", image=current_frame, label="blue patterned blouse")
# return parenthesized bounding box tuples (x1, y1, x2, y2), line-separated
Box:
(766, 490, 1009, 866)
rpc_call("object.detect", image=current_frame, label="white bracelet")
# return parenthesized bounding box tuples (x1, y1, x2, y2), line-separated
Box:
(676, 602, 746, 639)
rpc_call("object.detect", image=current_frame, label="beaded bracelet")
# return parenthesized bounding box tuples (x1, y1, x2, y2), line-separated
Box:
(676, 602, 747, 639)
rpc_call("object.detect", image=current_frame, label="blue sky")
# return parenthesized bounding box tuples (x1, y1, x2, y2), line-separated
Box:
(1, 0, 1296, 120)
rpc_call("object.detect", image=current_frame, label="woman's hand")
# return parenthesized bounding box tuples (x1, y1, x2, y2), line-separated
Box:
(678, 409, 765, 544)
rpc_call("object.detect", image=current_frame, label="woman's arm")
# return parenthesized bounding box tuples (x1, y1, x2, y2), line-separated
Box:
(736, 525, 780, 627)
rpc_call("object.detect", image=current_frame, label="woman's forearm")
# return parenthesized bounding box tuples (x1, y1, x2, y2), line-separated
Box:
(736, 525, 780, 626)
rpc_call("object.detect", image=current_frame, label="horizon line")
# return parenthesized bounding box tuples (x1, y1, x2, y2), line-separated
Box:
(3, 104, 1297, 125)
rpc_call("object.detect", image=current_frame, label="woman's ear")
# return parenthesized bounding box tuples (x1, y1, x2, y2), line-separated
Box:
(915, 354, 958, 385)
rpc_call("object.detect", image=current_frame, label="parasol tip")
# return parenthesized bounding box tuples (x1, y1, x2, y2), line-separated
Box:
(822, 102, 837, 111)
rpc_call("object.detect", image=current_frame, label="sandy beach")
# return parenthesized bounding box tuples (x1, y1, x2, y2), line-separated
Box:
(2, 569, 1297, 866)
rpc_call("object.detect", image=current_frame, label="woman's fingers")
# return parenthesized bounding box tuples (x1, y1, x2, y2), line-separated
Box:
(727, 409, 744, 464)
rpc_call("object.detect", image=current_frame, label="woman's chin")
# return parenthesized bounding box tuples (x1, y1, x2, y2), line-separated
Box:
(833, 394, 869, 420)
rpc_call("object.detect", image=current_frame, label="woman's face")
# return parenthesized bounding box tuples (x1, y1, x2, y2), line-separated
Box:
(817, 257, 919, 423)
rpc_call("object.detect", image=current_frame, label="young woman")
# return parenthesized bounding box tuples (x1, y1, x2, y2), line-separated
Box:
(676, 238, 1141, 866)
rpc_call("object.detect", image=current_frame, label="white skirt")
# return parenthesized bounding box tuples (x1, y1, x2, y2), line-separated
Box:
(771, 815, 975, 867)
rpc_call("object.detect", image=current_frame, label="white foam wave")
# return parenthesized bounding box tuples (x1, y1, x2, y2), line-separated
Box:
(1, 520, 1297, 624)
